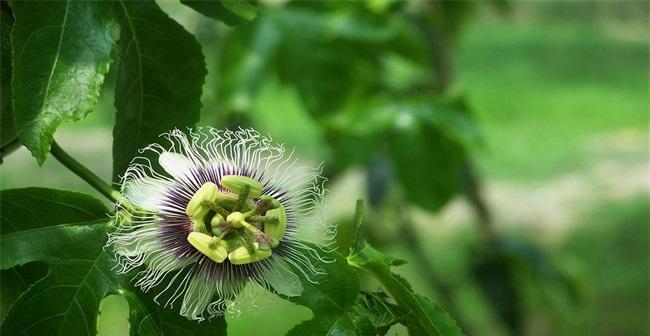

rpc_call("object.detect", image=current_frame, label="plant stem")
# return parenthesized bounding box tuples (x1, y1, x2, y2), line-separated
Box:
(50, 140, 126, 207)
(461, 160, 495, 239)
(0, 137, 22, 164)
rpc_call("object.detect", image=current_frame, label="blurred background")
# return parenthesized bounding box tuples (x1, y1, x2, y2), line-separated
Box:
(1, 1, 648, 335)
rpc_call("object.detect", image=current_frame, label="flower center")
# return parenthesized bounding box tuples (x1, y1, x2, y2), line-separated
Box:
(185, 175, 286, 265)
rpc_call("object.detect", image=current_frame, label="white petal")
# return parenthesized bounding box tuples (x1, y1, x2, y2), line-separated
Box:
(159, 151, 195, 183)
(263, 257, 303, 297)
(123, 176, 171, 211)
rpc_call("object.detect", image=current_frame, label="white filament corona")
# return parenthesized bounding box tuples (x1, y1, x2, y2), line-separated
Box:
(107, 128, 333, 320)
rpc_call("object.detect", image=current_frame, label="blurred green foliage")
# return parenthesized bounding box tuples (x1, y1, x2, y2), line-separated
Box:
(2, 0, 647, 335)
(559, 195, 649, 336)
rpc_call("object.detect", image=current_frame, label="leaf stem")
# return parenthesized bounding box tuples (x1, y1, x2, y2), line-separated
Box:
(50, 140, 129, 209)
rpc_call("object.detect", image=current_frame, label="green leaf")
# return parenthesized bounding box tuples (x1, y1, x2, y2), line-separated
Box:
(336, 199, 366, 257)
(10, 1, 115, 164)
(280, 245, 375, 336)
(124, 290, 227, 336)
(352, 291, 407, 335)
(112, 0, 206, 182)
(471, 237, 566, 335)
(181, 0, 260, 26)
(404, 295, 463, 336)
(0, 188, 226, 335)
(0, 188, 116, 336)
(0, 262, 48, 324)
(390, 105, 465, 213)
(349, 244, 463, 336)
(220, 15, 281, 113)
(1, 2, 15, 146)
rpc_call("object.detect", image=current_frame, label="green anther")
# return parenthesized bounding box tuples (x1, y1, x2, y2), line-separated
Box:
(263, 203, 287, 241)
(221, 175, 263, 199)
(214, 192, 239, 211)
(186, 182, 220, 218)
(187, 232, 228, 263)
(228, 243, 273, 265)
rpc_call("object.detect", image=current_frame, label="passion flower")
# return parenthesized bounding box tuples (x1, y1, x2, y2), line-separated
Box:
(108, 128, 330, 320)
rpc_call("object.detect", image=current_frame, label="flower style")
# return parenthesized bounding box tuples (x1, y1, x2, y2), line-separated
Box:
(108, 128, 330, 320)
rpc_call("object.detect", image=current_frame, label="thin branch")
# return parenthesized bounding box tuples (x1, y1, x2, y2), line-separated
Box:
(49, 140, 129, 210)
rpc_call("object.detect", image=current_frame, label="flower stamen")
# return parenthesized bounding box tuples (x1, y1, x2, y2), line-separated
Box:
(185, 182, 287, 265)
(187, 232, 228, 263)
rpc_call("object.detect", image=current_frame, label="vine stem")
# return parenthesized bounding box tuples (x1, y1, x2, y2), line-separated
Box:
(0, 137, 22, 163)
(50, 140, 132, 211)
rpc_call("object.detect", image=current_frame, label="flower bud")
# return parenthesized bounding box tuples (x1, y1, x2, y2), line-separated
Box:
(263, 203, 287, 241)
(221, 175, 263, 198)
(228, 243, 273, 265)
(187, 232, 228, 263)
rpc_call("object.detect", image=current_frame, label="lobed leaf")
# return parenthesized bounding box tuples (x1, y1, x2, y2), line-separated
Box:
(0, 188, 116, 336)
(10, 1, 115, 164)
(0, 262, 48, 324)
